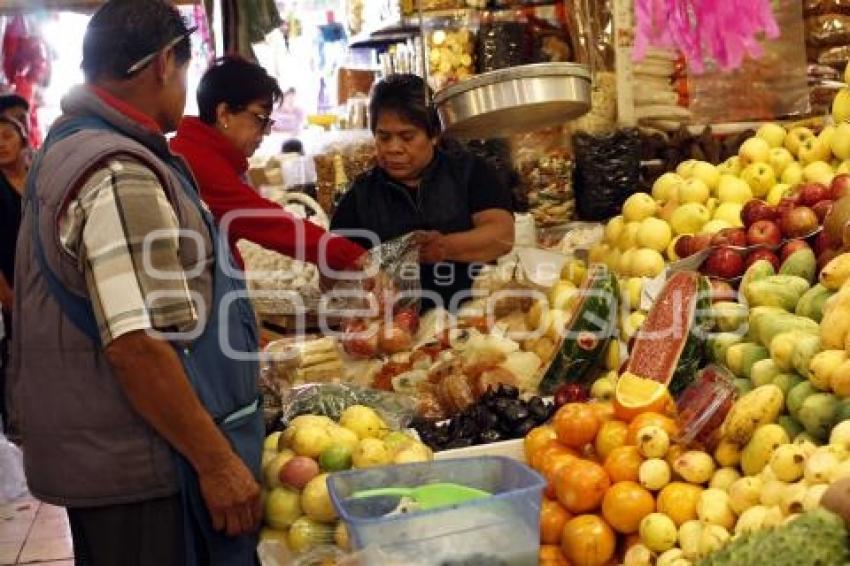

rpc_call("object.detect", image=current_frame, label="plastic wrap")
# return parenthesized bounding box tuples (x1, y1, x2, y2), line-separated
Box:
(476, 13, 530, 72)
(688, 0, 809, 123)
(806, 14, 850, 46)
(280, 383, 417, 430)
(516, 150, 575, 227)
(805, 0, 850, 16)
(425, 16, 477, 91)
(0, 433, 26, 504)
(573, 128, 641, 221)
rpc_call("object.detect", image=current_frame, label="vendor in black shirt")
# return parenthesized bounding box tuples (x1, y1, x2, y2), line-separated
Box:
(330, 74, 514, 312)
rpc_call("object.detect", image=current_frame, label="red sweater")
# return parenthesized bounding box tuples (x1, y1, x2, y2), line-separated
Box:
(170, 117, 365, 270)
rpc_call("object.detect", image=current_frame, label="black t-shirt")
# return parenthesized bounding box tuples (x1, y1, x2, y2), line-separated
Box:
(330, 147, 513, 312)
(0, 174, 21, 287)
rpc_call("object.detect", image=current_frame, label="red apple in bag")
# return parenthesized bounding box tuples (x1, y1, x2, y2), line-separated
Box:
(708, 278, 736, 302)
(780, 206, 819, 239)
(741, 199, 777, 227)
(797, 182, 831, 207)
(688, 233, 713, 256)
(711, 227, 748, 248)
(675, 234, 693, 259)
(747, 220, 782, 247)
(813, 230, 833, 257)
(704, 247, 745, 279)
(393, 307, 420, 334)
(745, 248, 780, 271)
(342, 320, 380, 358)
(812, 200, 834, 223)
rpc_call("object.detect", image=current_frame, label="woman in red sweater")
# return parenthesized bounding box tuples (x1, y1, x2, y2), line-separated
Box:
(171, 57, 366, 274)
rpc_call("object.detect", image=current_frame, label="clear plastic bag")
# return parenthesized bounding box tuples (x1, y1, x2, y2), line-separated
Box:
(425, 14, 477, 91)
(0, 433, 27, 504)
(279, 382, 417, 430)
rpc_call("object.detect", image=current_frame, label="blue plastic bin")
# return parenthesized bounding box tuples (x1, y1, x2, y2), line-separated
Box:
(327, 456, 545, 565)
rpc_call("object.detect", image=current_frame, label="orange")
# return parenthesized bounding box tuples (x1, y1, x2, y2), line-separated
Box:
(556, 459, 611, 513)
(594, 420, 629, 462)
(541, 451, 580, 499)
(656, 482, 703, 526)
(625, 412, 678, 445)
(613, 373, 672, 422)
(561, 514, 616, 566)
(539, 544, 571, 566)
(601, 481, 656, 534)
(553, 403, 601, 449)
(526, 425, 558, 462)
(541, 497, 572, 545)
(588, 402, 615, 423)
(531, 441, 574, 472)
(603, 446, 643, 483)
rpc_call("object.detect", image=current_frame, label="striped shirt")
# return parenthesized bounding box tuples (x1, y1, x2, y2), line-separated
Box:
(59, 159, 198, 345)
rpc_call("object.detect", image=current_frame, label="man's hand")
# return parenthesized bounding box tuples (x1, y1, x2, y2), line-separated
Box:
(414, 230, 447, 264)
(198, 454, 262, 537)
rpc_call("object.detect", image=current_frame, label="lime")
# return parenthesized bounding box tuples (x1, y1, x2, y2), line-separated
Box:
(319, 445, 352, 472)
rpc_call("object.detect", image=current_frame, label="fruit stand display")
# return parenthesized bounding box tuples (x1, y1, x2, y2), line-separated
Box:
(251, 9, 850, 563)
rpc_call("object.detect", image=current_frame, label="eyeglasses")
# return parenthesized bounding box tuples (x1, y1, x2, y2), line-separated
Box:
(245, 110, 275, 132)
(125, 27, 198, 76)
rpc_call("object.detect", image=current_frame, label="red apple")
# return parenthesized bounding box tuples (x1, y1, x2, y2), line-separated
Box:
(342, 320, 379, 359)
(813, 230, 833, 257)
(688, 233, 713, 256)
(741, 199, 778, 228)
(812, 200, 834, 223)
(780, 239, 810, 263)
(780, 206, 819, 239)
(747, 220, 783, 247)
(709, 278, 736, 302)
(831, 174, 850, 200)
(711, 227, 748, 248)
(675, 234, 694, 259)
(797, 182, 832, 207)
(704, 247, 746, 279)
(378, 324, 413, 354)
(818, 248, 842, 273)
(393, 307, 420, 334)
(745, 248, 780, 271)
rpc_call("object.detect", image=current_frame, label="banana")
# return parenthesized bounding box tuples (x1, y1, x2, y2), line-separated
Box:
(819, 253, 850, 290)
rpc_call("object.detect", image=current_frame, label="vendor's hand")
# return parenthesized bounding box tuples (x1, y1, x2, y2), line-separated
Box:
(414, 230, 448, 264)
(198, 453, 262, 537)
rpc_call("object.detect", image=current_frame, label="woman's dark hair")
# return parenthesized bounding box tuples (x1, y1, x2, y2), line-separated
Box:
(197, 57, 283, 125)
(369, 74, 441, 137)
(82, 0, 192, 82)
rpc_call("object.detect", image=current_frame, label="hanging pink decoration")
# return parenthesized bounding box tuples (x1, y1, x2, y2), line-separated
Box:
(633, 0, 780, 73)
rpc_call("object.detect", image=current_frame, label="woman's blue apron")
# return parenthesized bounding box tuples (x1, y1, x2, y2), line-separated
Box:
(26, 114, 263, 565)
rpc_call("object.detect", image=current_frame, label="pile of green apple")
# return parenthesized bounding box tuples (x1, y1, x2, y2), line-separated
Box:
(259, 405, 433, 555)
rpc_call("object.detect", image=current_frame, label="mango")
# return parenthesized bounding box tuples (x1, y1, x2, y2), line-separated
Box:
(798, 393, 839, 441)
(741, 260, 777, 304)
(750, 358, 780, 387)
(726, 342, 769, 379)
(741, 424, 790, 476)
(709, 332, 744, 364)
(795, 284, 834, 322)
(721, 384, 784, 445)
(771, 373, 803, 396)
(779, 248, 817, 283)
(713, 301, 749, 333)
(809, 350, 847, 391)
(770, 331, 809, 372)
(792, 333, 821, 380)
(787, 381, 818, 420)
(746, 279, 808, 312)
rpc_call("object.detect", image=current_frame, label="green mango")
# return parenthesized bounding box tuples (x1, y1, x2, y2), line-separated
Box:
(763, 275, 812, 295)
(779, 248, 817, 284)
(726, 342, 769, 379)
(709, 332, 744, 364)
(771, 331, 811, 372)
(751, 358, 781, 387)
(741, 260, 777, 305)
(787, 381, 818, 420)
(771, 372, 804, 396)
(755, 313, 819, 349)
(746, 280, 807, 312)
(792, 333, 822, 380)
(734, 378, 754, 396)
(798, 393, 840, 441)
(777, 415, 804, 440)
(795, 284, 834, 323)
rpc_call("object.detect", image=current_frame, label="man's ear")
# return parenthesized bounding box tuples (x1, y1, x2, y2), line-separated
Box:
(215, 102, 230, 127)
(151, 49, 171, 84)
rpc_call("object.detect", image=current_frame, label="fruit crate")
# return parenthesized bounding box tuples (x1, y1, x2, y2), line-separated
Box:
(327, 457, 544, 565)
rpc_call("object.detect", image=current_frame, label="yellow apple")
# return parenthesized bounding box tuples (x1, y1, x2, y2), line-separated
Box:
(781, 161, 805, 185)
(757, 123, 787, 148)
(837, 160, 850, 175)
(705, 197, 718, 217)
(637, 217, 673, 252)
(767, 147, 794, 176)
(631, 248, 666, 278)
(676, 159, 698, 178)
(623, 277, 644, 310)
(803, 160, 835, 186)
(691, 161, 720, 192)
(622, 192, 657, 222)
(588, 243, 610, 264)
(740, 162, 777, 198)
(605, 215, 625, 245)
(798, 136, 832, 165)
(785, 127, 816, 157)
(739, 137, 771, 165)
(618, 221, 641, 251)
(670, 203, 710, 235)
(820, 124, 837, 149)
(765, 183, 792, 206)
(713, 202, 744, 227)
(833, 87, 850, 124)
(604, 247, 621, 271)
(667, 235, 684, 261)
(652, 172, 685, 202)
(678, 178, 710, 204)
(831, 122, 850, 160)
(717, 174, 753, 204)
(700, 219, 733, 234)
(717, 156, 742, 176)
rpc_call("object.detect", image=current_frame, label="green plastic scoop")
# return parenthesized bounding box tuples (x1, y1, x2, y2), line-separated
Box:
(351, 483, 491, 511)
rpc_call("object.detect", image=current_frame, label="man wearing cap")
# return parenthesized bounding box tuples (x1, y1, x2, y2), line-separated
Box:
(7, 1, 263, 564)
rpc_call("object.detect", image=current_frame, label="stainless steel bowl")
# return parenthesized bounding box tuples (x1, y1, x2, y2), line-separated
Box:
(433, 62, 592, 139)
